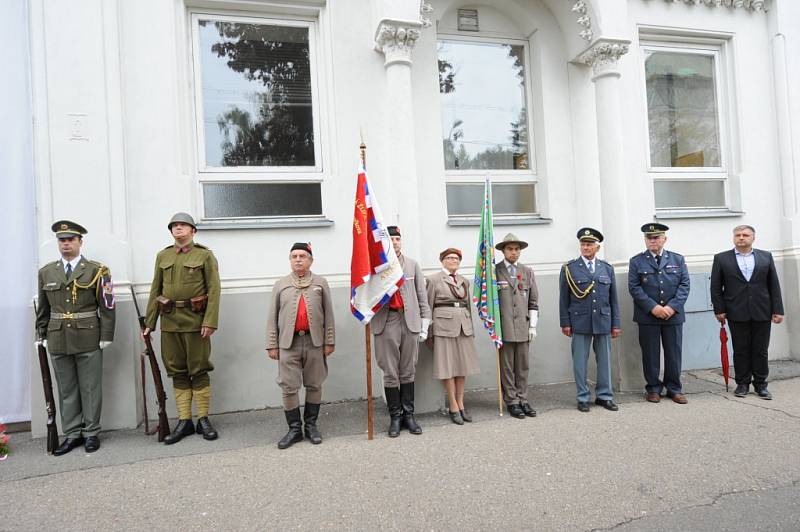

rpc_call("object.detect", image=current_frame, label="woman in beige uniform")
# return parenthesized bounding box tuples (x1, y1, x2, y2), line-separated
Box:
(426, 248, 481, 425)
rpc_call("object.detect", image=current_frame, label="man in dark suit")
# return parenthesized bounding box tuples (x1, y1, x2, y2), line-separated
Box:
(710, 225, 784, 399)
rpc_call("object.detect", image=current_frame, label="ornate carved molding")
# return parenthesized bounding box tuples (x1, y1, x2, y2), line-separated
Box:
(575, 39, 631, 78)
(571, 1, 594, 42)
(419, 1, 433, 28)
(653, 0, 768, 12)
(375, 22, 422, 66)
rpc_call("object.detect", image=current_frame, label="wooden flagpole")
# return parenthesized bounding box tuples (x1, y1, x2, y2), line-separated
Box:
(496, 348, 504, 416)
(361, 141, 375, 440)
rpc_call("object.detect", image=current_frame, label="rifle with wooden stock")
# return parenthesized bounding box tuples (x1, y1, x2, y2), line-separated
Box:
(33, 301, 59, 454)
(130, 286, 171, 441)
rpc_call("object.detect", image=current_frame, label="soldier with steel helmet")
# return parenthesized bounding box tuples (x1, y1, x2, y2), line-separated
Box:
(35, 220, 116, 455)
(143, 212, 221, 444)
(558, 227, 621, 413)
(628, 223, 690, 404)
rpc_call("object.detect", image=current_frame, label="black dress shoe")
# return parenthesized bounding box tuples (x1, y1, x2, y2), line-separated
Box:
(595, 398, 619, 411)
(734, 384, 749, 397)
(520, 402, 537, 417)
(507, 404, 526, 419)
(449, 411, 464, 425)
(577, 402, 590, 413)
(459, 409, 472, 423)
(164, 419, 195, 445)
(53, 437, 85, 456)
(195, 416, 218, 440)
(756, 387, 773, 400)
(84, 436, 100, 453)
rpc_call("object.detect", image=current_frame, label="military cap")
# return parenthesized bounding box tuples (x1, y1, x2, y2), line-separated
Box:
(387, 226, 401, 237)
(439, 247, 462, 262)
(495, 233, 528, 251)
(51, 220, 87, 239)
(291, 242, 313, 256)
(577, 227, 603, 243)
(641, 222, 669, 236)
(168, 212, 196, 230)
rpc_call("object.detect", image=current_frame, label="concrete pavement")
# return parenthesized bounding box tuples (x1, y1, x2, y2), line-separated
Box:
(2, 361, 799, 531)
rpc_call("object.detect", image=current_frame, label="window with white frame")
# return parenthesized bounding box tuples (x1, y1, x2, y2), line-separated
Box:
(191, 13, 324, 221)
(642, 40, 730, 211)
(437, 37, 537, 219)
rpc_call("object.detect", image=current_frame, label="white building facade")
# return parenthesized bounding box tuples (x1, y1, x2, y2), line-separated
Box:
(6, 0, 800, 433)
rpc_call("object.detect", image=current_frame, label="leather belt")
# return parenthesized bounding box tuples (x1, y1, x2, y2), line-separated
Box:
(434, 302, 467, 308)
(174, 299, 193, 308)
(51, 311, 97, 320)
(295, 330, 310, 336)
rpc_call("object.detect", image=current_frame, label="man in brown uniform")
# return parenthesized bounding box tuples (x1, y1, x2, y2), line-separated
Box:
(266, 243, 335, 449)
(144, 213, 221, 444)
(36, 220, 116, 455)
(371, 226, 431, 437)
(495, 233, 539, 419)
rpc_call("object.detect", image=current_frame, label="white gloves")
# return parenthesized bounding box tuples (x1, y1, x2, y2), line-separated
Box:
(100, 341, 112, 350)
(419, 318, 431, 341)
(528, 310, 539, 341)
(35, 339, 48, 349)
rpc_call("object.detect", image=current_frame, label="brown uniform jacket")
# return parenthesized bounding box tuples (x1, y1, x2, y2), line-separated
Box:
(266, 273, 335, 350)
(36, 257, 116, 355)
(145, 242, 221, 332)
(426, 271, 474, 338)
(495, 261, 539, 342)
(371, 255, 431, 334)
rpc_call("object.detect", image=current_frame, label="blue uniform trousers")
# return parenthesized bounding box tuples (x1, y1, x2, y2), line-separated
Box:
(571, 333, 613, 402)
(638, 324, 683, 396)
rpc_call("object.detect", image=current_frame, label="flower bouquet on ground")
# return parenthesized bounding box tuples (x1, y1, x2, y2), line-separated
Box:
(0, 424, 10, 460)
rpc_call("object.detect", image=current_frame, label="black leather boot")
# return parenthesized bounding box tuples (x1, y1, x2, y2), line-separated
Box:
(303, 403, 323, 444)
(400, 382, 422, 435)
(385, 387, 402, 438)
(277, 408, 304, 449)
(164, 419, 195, 445)
(195, 416, 219, 440)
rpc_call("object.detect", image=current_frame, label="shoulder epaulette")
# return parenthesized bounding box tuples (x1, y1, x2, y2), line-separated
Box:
(161, 244, 174, 251)
(194, 243, 209, 250)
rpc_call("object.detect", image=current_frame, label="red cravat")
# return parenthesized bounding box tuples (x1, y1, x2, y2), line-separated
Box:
(294, 295, 309, 332)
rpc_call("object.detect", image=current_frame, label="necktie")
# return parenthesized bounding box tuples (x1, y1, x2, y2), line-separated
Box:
(587, 260, 594, 274)
(66, 263, 73, 278)
(450, 273, 458, 283)
(655, 254, 661, 266)
(509, 264, 516, 278)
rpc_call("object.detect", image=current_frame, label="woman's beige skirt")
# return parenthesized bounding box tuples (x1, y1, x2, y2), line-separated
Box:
(432, 334, 481, 379)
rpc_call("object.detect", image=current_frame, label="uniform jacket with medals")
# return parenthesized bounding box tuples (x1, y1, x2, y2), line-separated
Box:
(559, 258, 620, 335)
(371, 255, 431, 335)
(266, 273, 336, 350)
(628, 250, 690, 325)
(145, 243, 221, 332)
(426, 271, 474, 338)
(495, 261, 539, 343)
(36, 257, 116, 355)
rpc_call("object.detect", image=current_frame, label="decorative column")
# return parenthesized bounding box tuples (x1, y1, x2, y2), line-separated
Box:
(576, 39, 632, 263)
(373, 3, 443, 413)
(373, 20, 424, 259)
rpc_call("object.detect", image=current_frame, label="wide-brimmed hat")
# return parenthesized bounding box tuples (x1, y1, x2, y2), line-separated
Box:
(495, 233, 528, 251)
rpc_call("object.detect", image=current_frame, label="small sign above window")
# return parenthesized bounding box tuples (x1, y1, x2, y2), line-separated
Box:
(457, 9, 479, 32)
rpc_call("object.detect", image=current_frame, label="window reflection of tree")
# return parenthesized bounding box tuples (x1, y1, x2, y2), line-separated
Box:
(438, 43, 528, 171)
(646, 57, 720, 168)
(203, 21, 315, 167)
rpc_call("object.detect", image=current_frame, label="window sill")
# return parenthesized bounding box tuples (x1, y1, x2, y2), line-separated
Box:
(196, 218, 334, 230)
(654, 209, 743, 220)
(447, 216, 552, 227)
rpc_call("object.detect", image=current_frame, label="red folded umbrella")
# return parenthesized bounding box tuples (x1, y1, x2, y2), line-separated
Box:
(720, 324, 730, 392)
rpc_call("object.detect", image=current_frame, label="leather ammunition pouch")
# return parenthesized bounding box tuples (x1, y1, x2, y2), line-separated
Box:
(189, 294, 208, 313)
(156, 295, 174, 314)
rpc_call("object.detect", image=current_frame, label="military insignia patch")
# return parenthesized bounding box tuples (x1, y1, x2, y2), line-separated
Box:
(60, 223, 68, 230)
(584, 230, 590, 235)
(101, 276, 115, 309)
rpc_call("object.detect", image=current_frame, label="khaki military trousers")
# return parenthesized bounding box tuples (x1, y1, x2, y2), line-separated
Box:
(373, 310, 418, 388)
(51, 348, 103, 438)
(160, 331, 213, 389)
(499, 341, 530, 405)
(277, 333, 328, 410)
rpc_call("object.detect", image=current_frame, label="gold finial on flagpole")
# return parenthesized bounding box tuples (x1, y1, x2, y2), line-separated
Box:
(359, 128, 366, 165)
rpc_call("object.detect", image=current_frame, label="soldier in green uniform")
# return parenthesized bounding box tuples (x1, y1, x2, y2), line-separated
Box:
(35, 220, 116, 455)
(143, 213, 221, 444)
